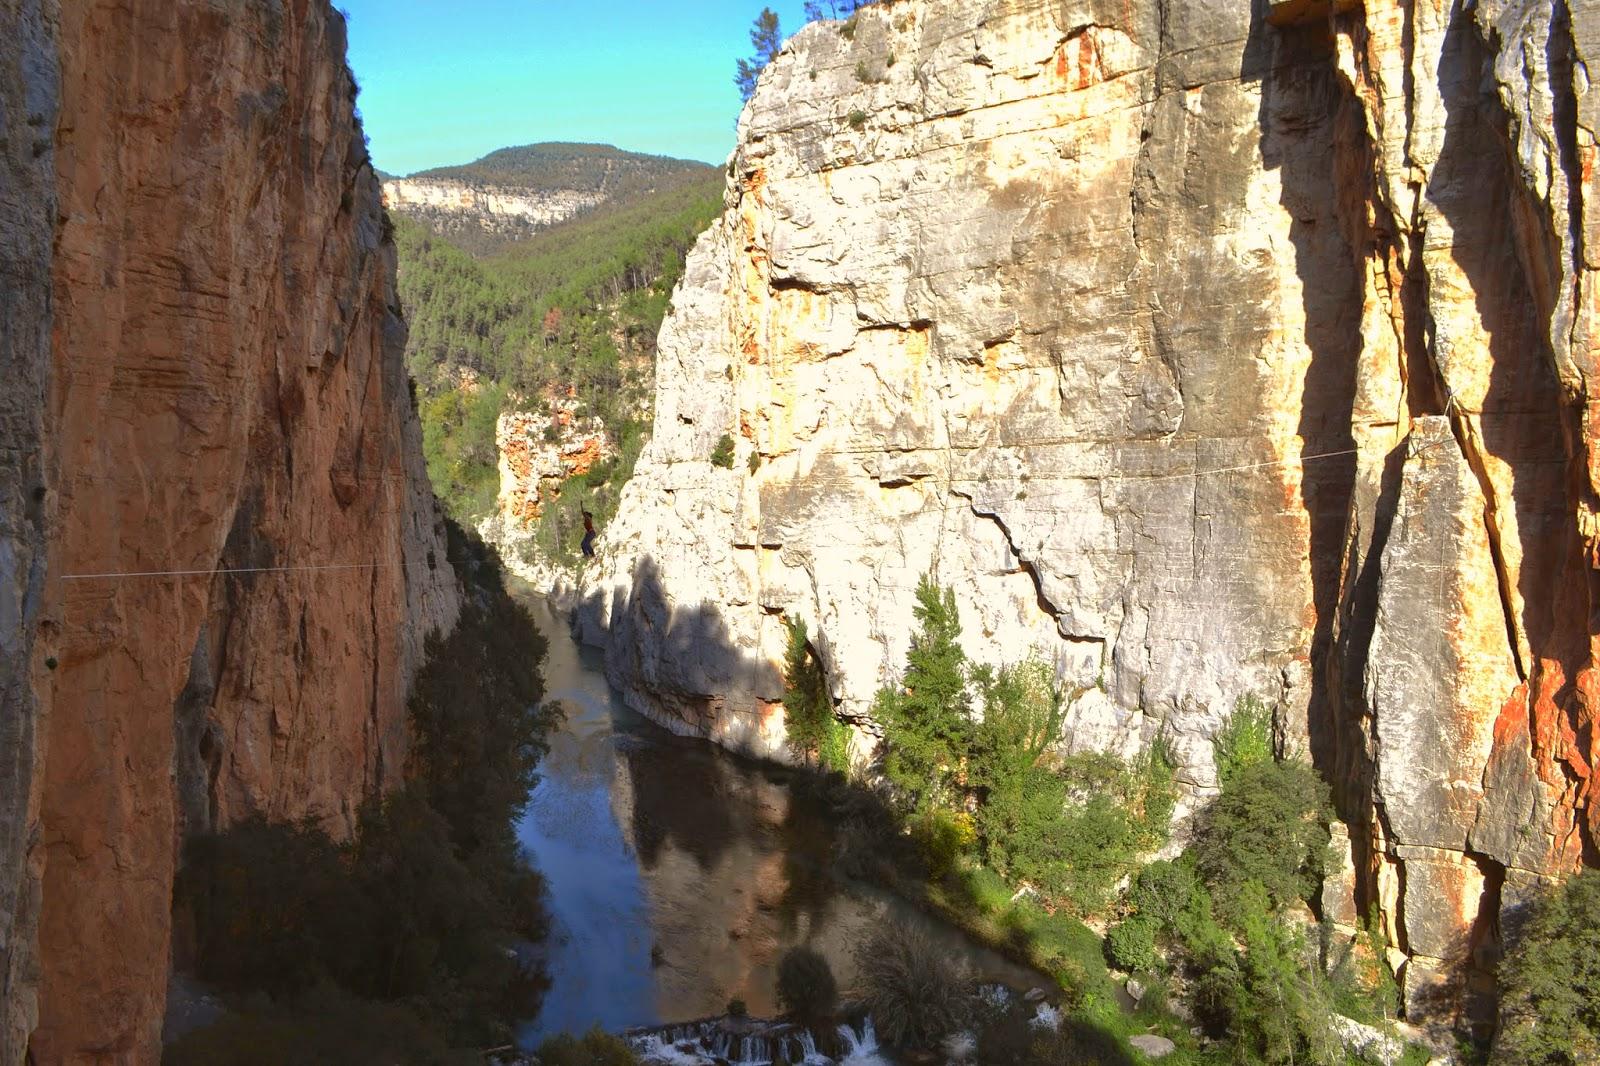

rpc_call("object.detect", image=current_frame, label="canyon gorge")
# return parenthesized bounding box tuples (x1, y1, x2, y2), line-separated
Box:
(3, 0, 1599, 1060)
(565, 0, 1600, 1031)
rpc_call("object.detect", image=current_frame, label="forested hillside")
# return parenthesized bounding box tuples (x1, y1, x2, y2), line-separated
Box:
(407, 142, 709, 196)
(396, 171, 725, 528)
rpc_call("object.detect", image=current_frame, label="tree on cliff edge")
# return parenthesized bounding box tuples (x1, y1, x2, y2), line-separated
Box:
(735, 8, 784, 101)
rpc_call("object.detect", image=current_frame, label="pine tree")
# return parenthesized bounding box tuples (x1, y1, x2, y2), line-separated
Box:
(735, 8, 784, 102)
(782, 616, 841, 769)
(874, 576, 972, 810)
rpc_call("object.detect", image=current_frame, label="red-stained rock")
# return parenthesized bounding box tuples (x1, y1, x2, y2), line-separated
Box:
(0, 2, 459, 1061)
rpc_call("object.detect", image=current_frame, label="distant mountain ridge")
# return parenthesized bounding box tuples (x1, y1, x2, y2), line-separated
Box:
(405, 142, 714, 194)
(382, 143, 718, 255)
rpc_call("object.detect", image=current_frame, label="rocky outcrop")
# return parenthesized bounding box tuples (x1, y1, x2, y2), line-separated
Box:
(381, 177, 606, 243)
(0, 1, 460, 1062)
(481, 404, 612, 590)
(580, 0, 1598, 1028)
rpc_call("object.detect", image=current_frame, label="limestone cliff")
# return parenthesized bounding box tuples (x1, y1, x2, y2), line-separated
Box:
(0, 1, 460, 1062)
(381, 177, 607, 244)
(580, 0, 1599, 1026)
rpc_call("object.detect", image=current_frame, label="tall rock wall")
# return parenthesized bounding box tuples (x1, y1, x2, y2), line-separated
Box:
(0, 1, 461, 1061)
(0, 0, 58, 1056)
(580, 0, 1598, 1026)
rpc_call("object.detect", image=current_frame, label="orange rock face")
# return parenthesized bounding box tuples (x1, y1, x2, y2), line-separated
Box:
(0, 1, 460, 1062)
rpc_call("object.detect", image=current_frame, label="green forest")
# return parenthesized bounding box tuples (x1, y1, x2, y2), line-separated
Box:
(395, 169, 725, 535)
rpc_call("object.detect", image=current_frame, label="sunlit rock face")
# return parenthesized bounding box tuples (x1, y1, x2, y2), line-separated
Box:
(0, 1, 461, 1061)
(581, 0, 1599, 1026)
(381, 178, 606, 243)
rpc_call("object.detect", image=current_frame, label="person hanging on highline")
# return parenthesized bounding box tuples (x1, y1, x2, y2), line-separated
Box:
(581, 511, 597, 559)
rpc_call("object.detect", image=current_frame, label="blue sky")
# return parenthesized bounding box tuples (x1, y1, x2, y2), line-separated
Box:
(340, 1, 816, 174)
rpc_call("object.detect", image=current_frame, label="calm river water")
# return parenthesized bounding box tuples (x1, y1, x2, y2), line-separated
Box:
(513, 594, 1038, 1047)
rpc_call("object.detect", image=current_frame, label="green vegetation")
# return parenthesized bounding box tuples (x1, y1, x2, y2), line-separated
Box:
(791, 573, 1438, 1063)
(873, 578, 973, 811)
(803, 0, 875, 20)
(408, 143, 707, 197)
(775, 946, 838, 1021)
(780, 615, 850, 773)
(848, 109, 868, 130)
(1492, 868, 1600, 1065)
(854, 922, 970, 1051)
(735, 8, 784, 101)
(869, 578, 1172, 916)
(710, 432, 737, 469)
(398, 171, 724, 531)
(534, 1028, 641, 1066)
(168, 523, 558, 1057)
(1190, 756, 1332, 921)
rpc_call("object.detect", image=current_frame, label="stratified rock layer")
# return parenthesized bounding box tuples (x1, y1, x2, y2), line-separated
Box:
(381, 178, 606, 243)
(581, 0, 1598, 1026)
(0, 1, 460, 1062)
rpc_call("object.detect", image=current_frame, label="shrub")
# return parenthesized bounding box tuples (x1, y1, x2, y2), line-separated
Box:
(776, 946, 838, 1021)
(977, 747, 1171, 916)
(1106, 916, 1158, 973)
(710, 433, 736, 468)
(537, 1027, 640, 1066)
(1214, 694, 1274, 786)
(1493, 868, 1600, 1065)
(911, 808, 977, 878)
(1198, 884, 1343, 1065)
(727, 997, 748, 1018)
(1191, 758, 1332, 921)
(848, 109, 868, 129)
(1128, 860, 1198, 932)
(163, 990, 461, 1066)
(748, 449, 761, 474)
(854, 921, 971, 1049)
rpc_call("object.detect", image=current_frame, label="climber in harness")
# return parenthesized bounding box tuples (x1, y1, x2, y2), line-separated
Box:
(581, 511, 597, 559)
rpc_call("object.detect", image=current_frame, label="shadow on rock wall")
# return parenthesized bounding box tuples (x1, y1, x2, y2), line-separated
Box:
(580, 554, 785, 757)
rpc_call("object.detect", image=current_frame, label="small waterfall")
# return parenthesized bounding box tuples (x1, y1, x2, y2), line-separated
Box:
(835, 1018, 890, 1066)
(630, 1014, 892, 1065)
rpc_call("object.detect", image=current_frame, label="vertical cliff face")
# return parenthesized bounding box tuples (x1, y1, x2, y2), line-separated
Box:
(0, 1, 461, 1061)
(581, 0, 1597, 1025)
(0, 0, 57, 1057)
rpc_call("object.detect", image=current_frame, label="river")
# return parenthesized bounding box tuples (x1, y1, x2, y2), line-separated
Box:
(512, 593, 1041, 1050)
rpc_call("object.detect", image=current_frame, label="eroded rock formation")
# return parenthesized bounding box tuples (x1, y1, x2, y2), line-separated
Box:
(0, 1, 460, 1061)
(580, 0, 1598, 1026)
(381, 177, 607, 243)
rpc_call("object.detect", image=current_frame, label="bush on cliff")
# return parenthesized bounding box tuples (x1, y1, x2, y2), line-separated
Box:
(1493, 867, 1600, 1066)
(1190, 756, 1332, 924)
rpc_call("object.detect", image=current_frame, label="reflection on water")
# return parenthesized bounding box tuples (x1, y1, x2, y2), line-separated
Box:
(514, 594, 1036, 1047)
